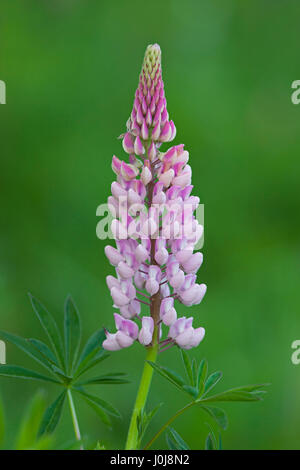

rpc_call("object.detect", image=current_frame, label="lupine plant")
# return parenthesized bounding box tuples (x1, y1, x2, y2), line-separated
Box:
(103, 44, 268, 450)
(0, 44, 267, 450)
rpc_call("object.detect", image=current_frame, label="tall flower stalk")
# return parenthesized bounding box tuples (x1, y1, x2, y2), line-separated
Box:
(103, 44, 207, 450)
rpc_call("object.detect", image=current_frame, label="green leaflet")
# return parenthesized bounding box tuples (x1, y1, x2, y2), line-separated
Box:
(180, 350, 193, 384)
(74, 329, 107, 378)
(28, 338, 59, 367)
(204, 371, 223, 395)
(199, 390, 262, 403)
(166, 428, 190, 450)
(197, 359, 208, 396)
(74, 387, 121, 418)
(204, 425, 222, 450)
(77, 392, 111, 426)
(0, 365, 59, 383)
(0, 330, 61, 377)
(200, 405, 228, 430)
(29, 294, 65, 368)
(147, 361, 185, 391)
(74, 350, 109, 380)
(205, 433, 215, 450)
(38, 391, 66, 436)
(64, 296, 81, 374)
(77, 372, 129, 386)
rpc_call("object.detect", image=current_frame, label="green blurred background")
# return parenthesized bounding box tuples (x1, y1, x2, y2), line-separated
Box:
(1, 0, 300, 450)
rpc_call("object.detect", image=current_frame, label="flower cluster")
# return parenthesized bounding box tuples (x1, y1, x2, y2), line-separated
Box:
(103, 44, 206, 352)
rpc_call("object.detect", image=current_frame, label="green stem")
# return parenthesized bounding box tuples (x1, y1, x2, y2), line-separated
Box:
(125, 341, 158, 450)
(67, 389, 83, 450)
(125, 146, 161, 450)
(143, 401, 195, 450)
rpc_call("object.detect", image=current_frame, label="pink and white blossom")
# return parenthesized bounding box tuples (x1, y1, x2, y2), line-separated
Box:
(103, 44, 206, 352)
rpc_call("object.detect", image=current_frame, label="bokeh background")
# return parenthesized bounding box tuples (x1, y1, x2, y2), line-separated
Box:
(1, 0, 300, 450)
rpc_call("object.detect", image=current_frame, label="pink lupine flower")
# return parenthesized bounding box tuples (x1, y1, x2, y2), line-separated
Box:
(145, 265, 161, 296)
(168, 317, 205, 350)
(103, 313, 139, 351)
(106, 276, 136, 307)
(103, 44, 206, 352)
(138, 317, 154, 346)
(160, 298, 177, 326)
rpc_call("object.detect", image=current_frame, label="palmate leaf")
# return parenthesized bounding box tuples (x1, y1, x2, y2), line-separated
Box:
(77, 372, 129, 386)
(38, 391, 66, 436)
(64, 296, 81, 374)
(144, 349, 268, 451)
(166, 428, 190, 450)
(170, 351, 266, 405)
(0, 365, 59, 384)
(29, 294, 65, 369)
(16, 390, 46, 450)
(0, 294, 127, 445)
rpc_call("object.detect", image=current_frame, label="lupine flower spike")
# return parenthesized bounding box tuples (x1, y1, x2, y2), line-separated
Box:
(103, 44, 206, 353)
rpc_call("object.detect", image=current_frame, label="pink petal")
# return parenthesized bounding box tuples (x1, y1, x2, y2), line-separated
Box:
(182, 252, 203, 274)
(106, 275, 120, 290)
(103, 333, 122, 351)
(145, 278, 159, 296)
(105, 245, 123, 266)
(122, 132, 135, 154)
(191, 327, 205, 347)
(111, 287, 129, 307)
(159, 169, 174, 187)
(116, 331, 134, 348)
(117, 261, 134, 279)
